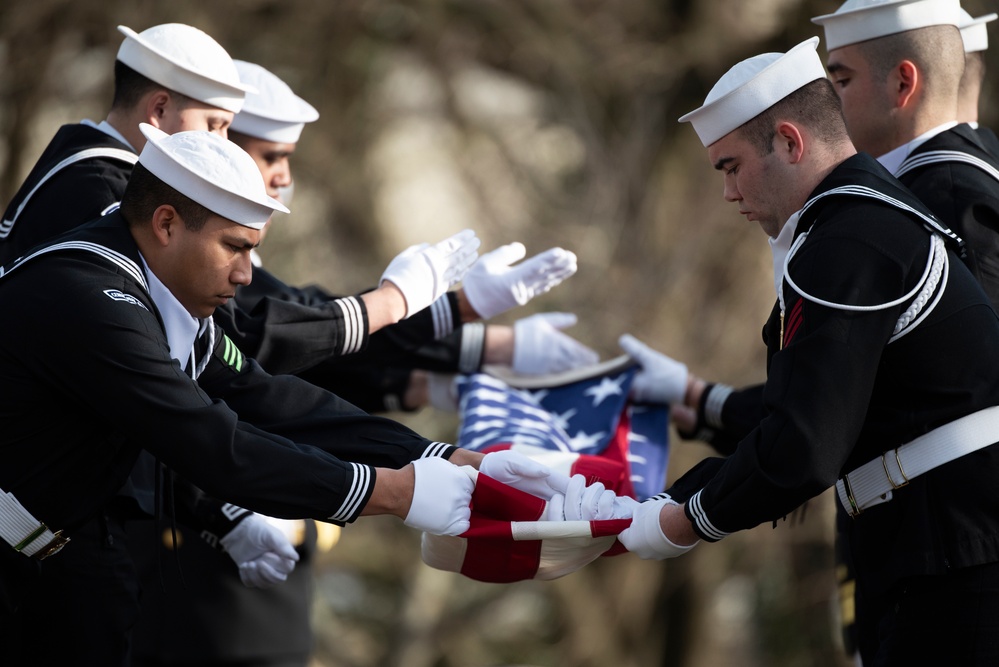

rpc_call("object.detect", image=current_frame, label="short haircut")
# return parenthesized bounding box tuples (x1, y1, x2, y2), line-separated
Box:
(737, 78, 849, 155)
(854, 25, 964, 102)
(119, 162, 212, 231)
(961, 50, 987, 95)
(111, 61, 195, 111)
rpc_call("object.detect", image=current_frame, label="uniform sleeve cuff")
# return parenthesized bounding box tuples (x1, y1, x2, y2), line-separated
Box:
(327, 462, 374, 524)
(699, 383, 734, 430)
(458, 323, 485, 373)
(430, 295, 460, 339)
(685, 489, 731, 543)
(422, 441, 457, 460)
(334, 296, 368, 355)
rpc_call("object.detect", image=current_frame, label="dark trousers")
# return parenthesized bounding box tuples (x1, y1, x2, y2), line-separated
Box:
(0, 512, 140, 667)
(861, 561, 999, 666)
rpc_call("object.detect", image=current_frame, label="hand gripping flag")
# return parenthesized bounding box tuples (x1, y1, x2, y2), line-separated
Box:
(421, 357, 671, 582)
(421, 470, 632, 582)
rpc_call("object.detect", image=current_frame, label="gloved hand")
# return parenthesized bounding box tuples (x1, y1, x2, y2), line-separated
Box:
(462, 243, 577, 320)
(618, 333, 689, 405)
(545, 474, 639, 521)
(617, 495, 699, 560)
(513, 313, 599, 375)
(404, 457, 475, 536)
(220, 513, 300, 588)
(380, 229, 481, 318)
(480, 449, 561, 499)
(546, 475, 613, 520)
(238, 551, 297, 588)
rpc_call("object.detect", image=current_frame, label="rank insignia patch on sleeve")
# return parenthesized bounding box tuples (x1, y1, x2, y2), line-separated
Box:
(221, 334, 245, 373)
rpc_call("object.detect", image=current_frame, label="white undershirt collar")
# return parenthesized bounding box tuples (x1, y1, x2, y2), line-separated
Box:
(80, 119, 137, 152)
(876, 122, 959, 175)
(769, 210, 802, 303)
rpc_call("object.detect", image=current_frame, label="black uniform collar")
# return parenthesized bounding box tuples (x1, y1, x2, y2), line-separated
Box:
(795, 153, 945, 241)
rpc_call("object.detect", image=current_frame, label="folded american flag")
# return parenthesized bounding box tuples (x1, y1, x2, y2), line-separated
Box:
(421, 358, 671, 582)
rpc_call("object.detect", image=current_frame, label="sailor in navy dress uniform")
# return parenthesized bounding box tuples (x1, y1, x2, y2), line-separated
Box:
(0, 124, 484, 665)
(615, 37, 999, 666)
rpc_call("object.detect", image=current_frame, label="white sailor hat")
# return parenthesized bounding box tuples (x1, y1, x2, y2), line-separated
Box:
(116, 24, 253, 114)
(959, 9, 997, 53)
(812, 0, 962, 52)
(229, 61, 319, 143)
(137, 123, 289, 229)
(678, 37, 827, 147)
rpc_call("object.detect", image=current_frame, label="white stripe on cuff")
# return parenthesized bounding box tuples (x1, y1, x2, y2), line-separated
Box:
(458, 323, 485, 373)
(421, 441, 452, 459)
(687, 490, 730, 542)
(704, 383, 733, 430)
(328, 463, 371, 522)
(335, 297, 365, 354)
(430, 297, 454, 339)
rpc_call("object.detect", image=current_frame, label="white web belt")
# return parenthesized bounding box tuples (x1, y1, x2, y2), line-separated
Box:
(836, 405, 999, 517)
(0, 490, 69, 559)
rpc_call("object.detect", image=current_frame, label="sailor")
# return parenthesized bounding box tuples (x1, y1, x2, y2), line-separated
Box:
(0, 124, 487, 665)
(616, 37, 999, 665)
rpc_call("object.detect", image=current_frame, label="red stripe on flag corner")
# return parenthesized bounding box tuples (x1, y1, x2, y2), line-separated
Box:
(461, 537, 543, 583)
(458, 472, 547, 582)
(471, 473, 548, 522)
(592, 518, 633, 558)
(590, 518, 632, 538)
(569, 456, 628, 496)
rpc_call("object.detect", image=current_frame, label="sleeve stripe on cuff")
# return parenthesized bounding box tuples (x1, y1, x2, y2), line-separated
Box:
(421, 441, 453, 459)
(705, 383, 734, 430)
(336, 297, 365, 355)
(459, 322, 485, 373)
(328, 462, 371, 522)
(431, 297, 454, 339)
(688, 490, 730, 542)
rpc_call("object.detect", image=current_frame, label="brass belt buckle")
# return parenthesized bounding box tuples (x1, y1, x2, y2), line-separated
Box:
(881, 448, 910, 490)
(33, 530, 70, 560)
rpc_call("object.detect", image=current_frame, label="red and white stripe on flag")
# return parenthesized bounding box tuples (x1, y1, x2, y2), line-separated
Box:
(421, 472, 631, 583)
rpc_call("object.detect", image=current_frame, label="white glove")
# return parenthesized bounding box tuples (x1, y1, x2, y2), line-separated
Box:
(545, 474, 639, 521)
(238, 552, 296, 588)
(617, 495, 699, 560)
(404, 457, 475, 536)
(462, 243, 577, 320)
(513, 313, 599, 374)
(618, 333, 688, 405)
(480, 449, 561, 499)
(380, 229, 481, 318)
(220, 513, 300, 588)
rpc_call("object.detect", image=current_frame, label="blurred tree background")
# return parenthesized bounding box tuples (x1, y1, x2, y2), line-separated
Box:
(1, 1, 996, 665)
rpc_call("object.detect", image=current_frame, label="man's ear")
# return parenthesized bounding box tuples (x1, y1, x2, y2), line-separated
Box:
(892, 60, 919, 109)
(775, 121, 805, 164)
(144, 90, 173, 127)
(150, 204, 180, 246)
